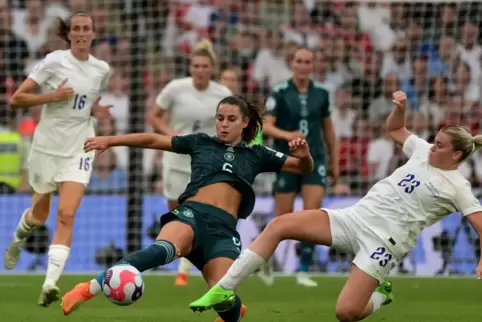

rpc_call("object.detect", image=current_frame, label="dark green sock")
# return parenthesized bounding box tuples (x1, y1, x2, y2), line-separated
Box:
(298, 242, 315, 272)
(215, 295, 242, 322)
(95, 240, 177, 288)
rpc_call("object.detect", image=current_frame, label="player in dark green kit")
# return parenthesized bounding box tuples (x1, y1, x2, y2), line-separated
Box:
(61, 95, 314, 322)
(260, 48, 339, 287)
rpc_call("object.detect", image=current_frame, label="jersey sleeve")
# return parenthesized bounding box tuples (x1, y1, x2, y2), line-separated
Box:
(155, 80, 177, 111)
(402, 134, 431, 159)
(28, 54, 57, 86)
(170, 133, 199, 154)
(320, 89, 331, 118)
(453, 182, 482, 216)
(100, 67, 112, 92)
(264, 90, 281, 118)
(255, 145, 288, 173)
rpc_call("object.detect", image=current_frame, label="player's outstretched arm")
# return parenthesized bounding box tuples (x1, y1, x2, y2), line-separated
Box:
(466, 212, 482, 279)
(263, 116, 304, 141)
(387, 91, 412, 146)
(281, 138, 314, 175)
(9, 78, 73, 108)
(84, 133, 174, 153)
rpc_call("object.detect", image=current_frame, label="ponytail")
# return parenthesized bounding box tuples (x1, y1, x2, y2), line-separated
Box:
(473, 134, 482, 151)
(55, 17, 70, 44)
(191, 39, 217, 66)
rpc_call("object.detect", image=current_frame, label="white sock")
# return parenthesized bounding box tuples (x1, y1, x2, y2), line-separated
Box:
(89, 279, 102, 295)
(43, 245, 70, 290)
(370, 292, 386, 313)
(178, 257, 192, 274)
(14, 208, 35, 241)
(218, 249, 265, 290)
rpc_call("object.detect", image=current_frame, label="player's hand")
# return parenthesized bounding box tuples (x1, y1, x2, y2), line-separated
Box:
(329, 158, 340, 185)
(91, 96, 113, 120)
(476, 260, 482, 279)
(392, 91, 407, 112)
(84, 136, 110, 154)
(289, 137, 310, 159)
(285, 131, 305, 142)
(54, 79, 74, 102)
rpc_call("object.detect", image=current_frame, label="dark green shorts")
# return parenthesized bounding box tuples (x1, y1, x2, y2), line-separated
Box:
(274, 157, 327, 193)
(160, 201, 242, 271)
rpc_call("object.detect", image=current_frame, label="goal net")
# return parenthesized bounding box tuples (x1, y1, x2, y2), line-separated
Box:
(0, 0, 481, 276)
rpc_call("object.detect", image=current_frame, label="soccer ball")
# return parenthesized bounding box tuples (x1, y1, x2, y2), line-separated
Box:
(103, 264, 144, 306)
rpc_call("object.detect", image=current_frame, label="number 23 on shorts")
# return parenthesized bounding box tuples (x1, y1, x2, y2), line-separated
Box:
(370, 247, 393, 267)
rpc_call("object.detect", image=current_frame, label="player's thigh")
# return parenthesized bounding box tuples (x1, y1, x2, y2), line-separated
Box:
(27, 150, 58, 194)
(300, 184, 325, 209)
(162, 167, 190, 204)
(266, 209, 333, 246)
(273, 171, 299, 217)
(158, 205, 199, 256)
(335, 264, 380, 321)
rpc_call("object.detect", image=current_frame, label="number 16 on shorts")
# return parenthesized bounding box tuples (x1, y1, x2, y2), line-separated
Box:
(370, 247, 393, 267)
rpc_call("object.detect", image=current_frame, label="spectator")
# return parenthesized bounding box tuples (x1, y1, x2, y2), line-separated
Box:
(381, 37, 412, 81)
(252, 31, 294, 90)
(219, 67, 240, 94)
(100, 71, 130, 134)
(350, 51, 383, 113)
(11, 0, 51, 57)
(420, 76, 449, 128)
(409, 112, 433, 142)
(330, 87, 356, 139)
(400, 55, 429, 111)
(113, 38, 131, 80)
(368, 73, 399, 122)
(428, 35, 457, 77)
(283, 1, 319, 49)
(87, 149, 128, 194)
(0, 0, 29, 81)
(91, 4, 117, 47)
(456, 21, 481, 86)
(237, 1, 262, 35)
(312, 50, 342, 96)
(367, 125, 394, 181)
(92, 40, 113, 66)
(451, 62, 479, 109)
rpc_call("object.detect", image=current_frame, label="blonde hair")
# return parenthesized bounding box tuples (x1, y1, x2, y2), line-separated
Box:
(442, 125, 482, 162)
(191, 39, 216, 66)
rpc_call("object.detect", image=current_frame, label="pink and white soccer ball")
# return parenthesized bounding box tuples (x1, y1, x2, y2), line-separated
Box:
(103, 264, 144, 306)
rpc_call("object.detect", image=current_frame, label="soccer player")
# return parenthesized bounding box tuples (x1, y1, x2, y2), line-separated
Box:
(61, 95, 314, 322)
(190, 91, 482, 321)
(3, 13, 111, 307)
(260, 47, 338, 287)
(149, 39, 232, 287)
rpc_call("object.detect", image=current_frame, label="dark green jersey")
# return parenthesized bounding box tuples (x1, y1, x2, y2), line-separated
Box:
(171, 133, 288, 219)
(265, 79, 331, 158)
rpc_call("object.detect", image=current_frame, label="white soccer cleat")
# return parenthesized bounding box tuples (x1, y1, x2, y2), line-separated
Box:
(257, 260, 275, 286)
(296, 272, 318, 287)
(3, 238, 25, 270)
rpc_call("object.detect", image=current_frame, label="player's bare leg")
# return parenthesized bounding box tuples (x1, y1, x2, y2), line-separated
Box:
(4, 192, 52, 270)
(190, 210, 332, 310)
(335, 265, 393, 321)
(296, 184, 326, 287)
(39, 182, 84, 307)
(168, 199, 193, 286)
(61, 221, 191, 315)
(257, 192, 296, 286)
(202, 257, 246, 322)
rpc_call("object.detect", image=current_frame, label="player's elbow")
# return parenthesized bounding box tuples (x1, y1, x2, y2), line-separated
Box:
(8, 94, 23, 108)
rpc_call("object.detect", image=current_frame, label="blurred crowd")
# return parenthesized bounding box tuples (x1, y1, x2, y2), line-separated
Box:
(1, 0, 482, 196)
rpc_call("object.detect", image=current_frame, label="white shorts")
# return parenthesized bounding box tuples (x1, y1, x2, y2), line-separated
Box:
(162, 166, 191, 200)
(28, 149, 95, 194)
(326, 208, 399, 283)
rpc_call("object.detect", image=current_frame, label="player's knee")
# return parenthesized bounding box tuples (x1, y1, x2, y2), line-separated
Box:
(265, 216, 290, 240)
(335, 303, 364, 322)
(56, 208, 76, 229)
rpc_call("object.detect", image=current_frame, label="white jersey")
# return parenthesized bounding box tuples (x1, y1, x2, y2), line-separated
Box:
(352, 134, 482, 258)
(155, 77, 232, 171)
(28, 50, 110, 157)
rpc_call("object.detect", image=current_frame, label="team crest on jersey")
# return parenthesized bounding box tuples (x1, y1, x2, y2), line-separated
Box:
(33, 60, 44, 72)
(224, 152, 235, 162)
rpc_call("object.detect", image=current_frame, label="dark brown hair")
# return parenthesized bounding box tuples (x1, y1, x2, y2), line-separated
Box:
(217, 95, 263, 143)
(56, 12, 94, 44)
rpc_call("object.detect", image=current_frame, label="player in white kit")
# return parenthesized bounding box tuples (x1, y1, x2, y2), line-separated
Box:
(148, 39, 232, 286)
(3, 13, 111, 307)
(190, 91, 482, 321)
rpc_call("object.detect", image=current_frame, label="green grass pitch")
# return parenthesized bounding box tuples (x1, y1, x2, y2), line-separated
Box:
(0, 275, 479, 321)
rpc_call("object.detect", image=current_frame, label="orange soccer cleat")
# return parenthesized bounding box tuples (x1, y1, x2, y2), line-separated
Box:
(60, 282, 94, 315)
(213, 304, 247, 322)
(174, 273, 189, 286)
